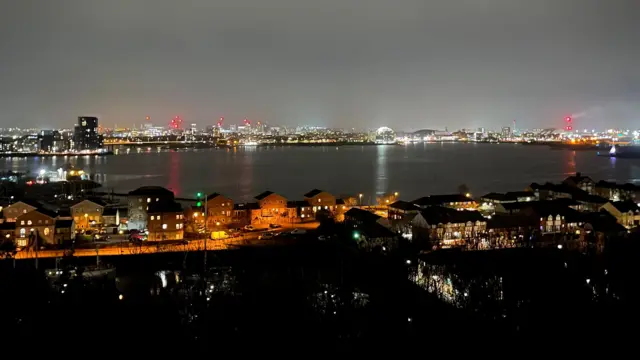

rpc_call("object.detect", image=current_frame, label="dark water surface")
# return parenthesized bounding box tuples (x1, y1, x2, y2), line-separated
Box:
(3, 143, 640, 200)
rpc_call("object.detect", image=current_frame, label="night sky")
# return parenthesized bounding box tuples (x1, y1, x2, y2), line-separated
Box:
(2, 0, 639, 130)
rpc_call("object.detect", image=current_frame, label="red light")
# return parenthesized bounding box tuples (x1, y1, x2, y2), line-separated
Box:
(145, 116, 150, 121)
(565, 116, 572, 122)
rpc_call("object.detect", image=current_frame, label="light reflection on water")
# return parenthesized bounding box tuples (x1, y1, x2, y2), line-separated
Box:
(2, 144, 638, 199)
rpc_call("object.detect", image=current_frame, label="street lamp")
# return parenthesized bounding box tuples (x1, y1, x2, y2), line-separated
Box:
(358, 193, 363, 206)
(197, 192, 208, 270)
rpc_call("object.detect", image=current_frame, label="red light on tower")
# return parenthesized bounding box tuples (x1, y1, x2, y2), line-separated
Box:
(145, 116, 150, 121)
(565, 116, 572, 123)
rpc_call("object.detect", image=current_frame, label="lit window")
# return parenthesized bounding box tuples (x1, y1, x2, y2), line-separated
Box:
(38, 220, 42, 224)
(139, 198, 142, 203)
(162, 224, 167, 230)
(20, 228, 25, 237)
(157, 216, 161, 221)
(44, 228, 50, 236)
(27, 220, 32, 225)
(176, 224, 180, 230)
(156, 198, 159, 201)
(45, 220, 48, 224)
(150, 216, 155, 220)
(176, 214, 180, 219)
(20, 221, 24, 225)
(301, 214, 305, 218)
(147, 198, 151, 203)
(318, 199, 321, 203)
(23, 210, 27, 214)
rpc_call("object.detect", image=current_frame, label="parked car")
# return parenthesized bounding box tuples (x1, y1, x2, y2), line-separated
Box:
(243, 225, 255, 231)
(259, 233, 275, 240)
(269, 224, 282, 229)
(291, 228, 307, 235)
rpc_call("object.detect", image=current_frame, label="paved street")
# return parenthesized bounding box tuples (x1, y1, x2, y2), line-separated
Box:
(14, 222, 319, 259)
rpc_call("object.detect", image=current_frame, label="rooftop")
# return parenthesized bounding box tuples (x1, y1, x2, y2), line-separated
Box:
(129, 186, 174, 197)
(303, 189, 325, 198)
(255, 191, 275, 201)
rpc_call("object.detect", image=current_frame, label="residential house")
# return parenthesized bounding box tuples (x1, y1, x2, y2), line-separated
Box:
(254, 191, 288, 224)
(147, 201, 184, 241)
(487, 214, 539, 246)
(128, 186, 175, 231)
(344, 208, 386, 228)
(527, 183, 585, 200)
(303, 189, 345, 220)
(387, 200, 419, 236)
(411, 194, 478, 210)
(574, 193, 609, 212)
(600, 201, 640, 228)
(232, 203, 261, 226)
(103, 207, 127, 232)
(563, 172, 595, 194)
(2, 200, 38, 222)
(344, 208, 397, 250)
(479, 191, 534, 213)
(411, 206, 487, 247)
(14, 208, 59, 247)
(595, 181, 640, 202)
(54, 219, 75, 244)
(287, 200, 313, 222)
(70, 198, 106, 231)
(205, 193, 234, 228)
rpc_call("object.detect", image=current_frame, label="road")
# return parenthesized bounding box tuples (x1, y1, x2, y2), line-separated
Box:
(14, 222, 319, 260)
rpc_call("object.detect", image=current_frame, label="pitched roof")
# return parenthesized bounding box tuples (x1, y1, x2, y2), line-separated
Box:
(304, 189, 324, 198)
(412, 194, 475, 207)
(206, 192, 222, 201)
(255, 191, 275, 201)
(564, 172, 593, 184)
(360, 222, 397, 239)
(128, 186, 174, 197)
(388, 200, 419, 211)
(504, 191, 535, 200)
(574, 193, 608, 204)
(147, 201, 183, 213)
(345, 208, 381, 223)
(71, 197, 107, 207)
(611, 201, 640, 213)
(480, 192, 507, 201)
(417, 206, 485, 225)
(33, 208, 59, 219)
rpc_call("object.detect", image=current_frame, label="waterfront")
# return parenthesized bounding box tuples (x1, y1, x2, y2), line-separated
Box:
(2, 143, 640, 201)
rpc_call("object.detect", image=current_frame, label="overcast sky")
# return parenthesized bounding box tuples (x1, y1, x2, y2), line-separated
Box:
(1, 0, 639, 131)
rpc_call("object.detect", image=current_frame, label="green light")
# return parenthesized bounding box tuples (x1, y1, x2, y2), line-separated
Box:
(352, 231, 360, 239)
(196, 201, 202, 207)
(196, 192, 203, 197)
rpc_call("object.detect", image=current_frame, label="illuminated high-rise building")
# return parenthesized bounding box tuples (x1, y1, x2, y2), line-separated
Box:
(74, 116, 103, 150)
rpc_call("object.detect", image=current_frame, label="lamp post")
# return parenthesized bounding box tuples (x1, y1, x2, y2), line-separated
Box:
(196, 192, 208, 270)
(358, 193, 363, 207)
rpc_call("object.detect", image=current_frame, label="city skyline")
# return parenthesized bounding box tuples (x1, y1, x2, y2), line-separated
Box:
(2, 1, 640, 130)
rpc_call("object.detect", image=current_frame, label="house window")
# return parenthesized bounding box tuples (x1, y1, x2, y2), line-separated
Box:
(27, 220, 32, 225)
(74, 217, 78, 221)
(20, 228, 26, 237)
(176, 224, 180, 230)
(157, 216, 161, 221)
(23, 209, 27, 213)
(45, 220, 48, 224)
(139, 198, 142, 203)
(38, 220, 42, 224)
(20, 221, 25, 225)
(44, 228, 50, 236)
(156, 198, 159, 202)
(151, 216, 155, 220)
(176, 215, 180, 219)
(162, 224, 167, 230)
